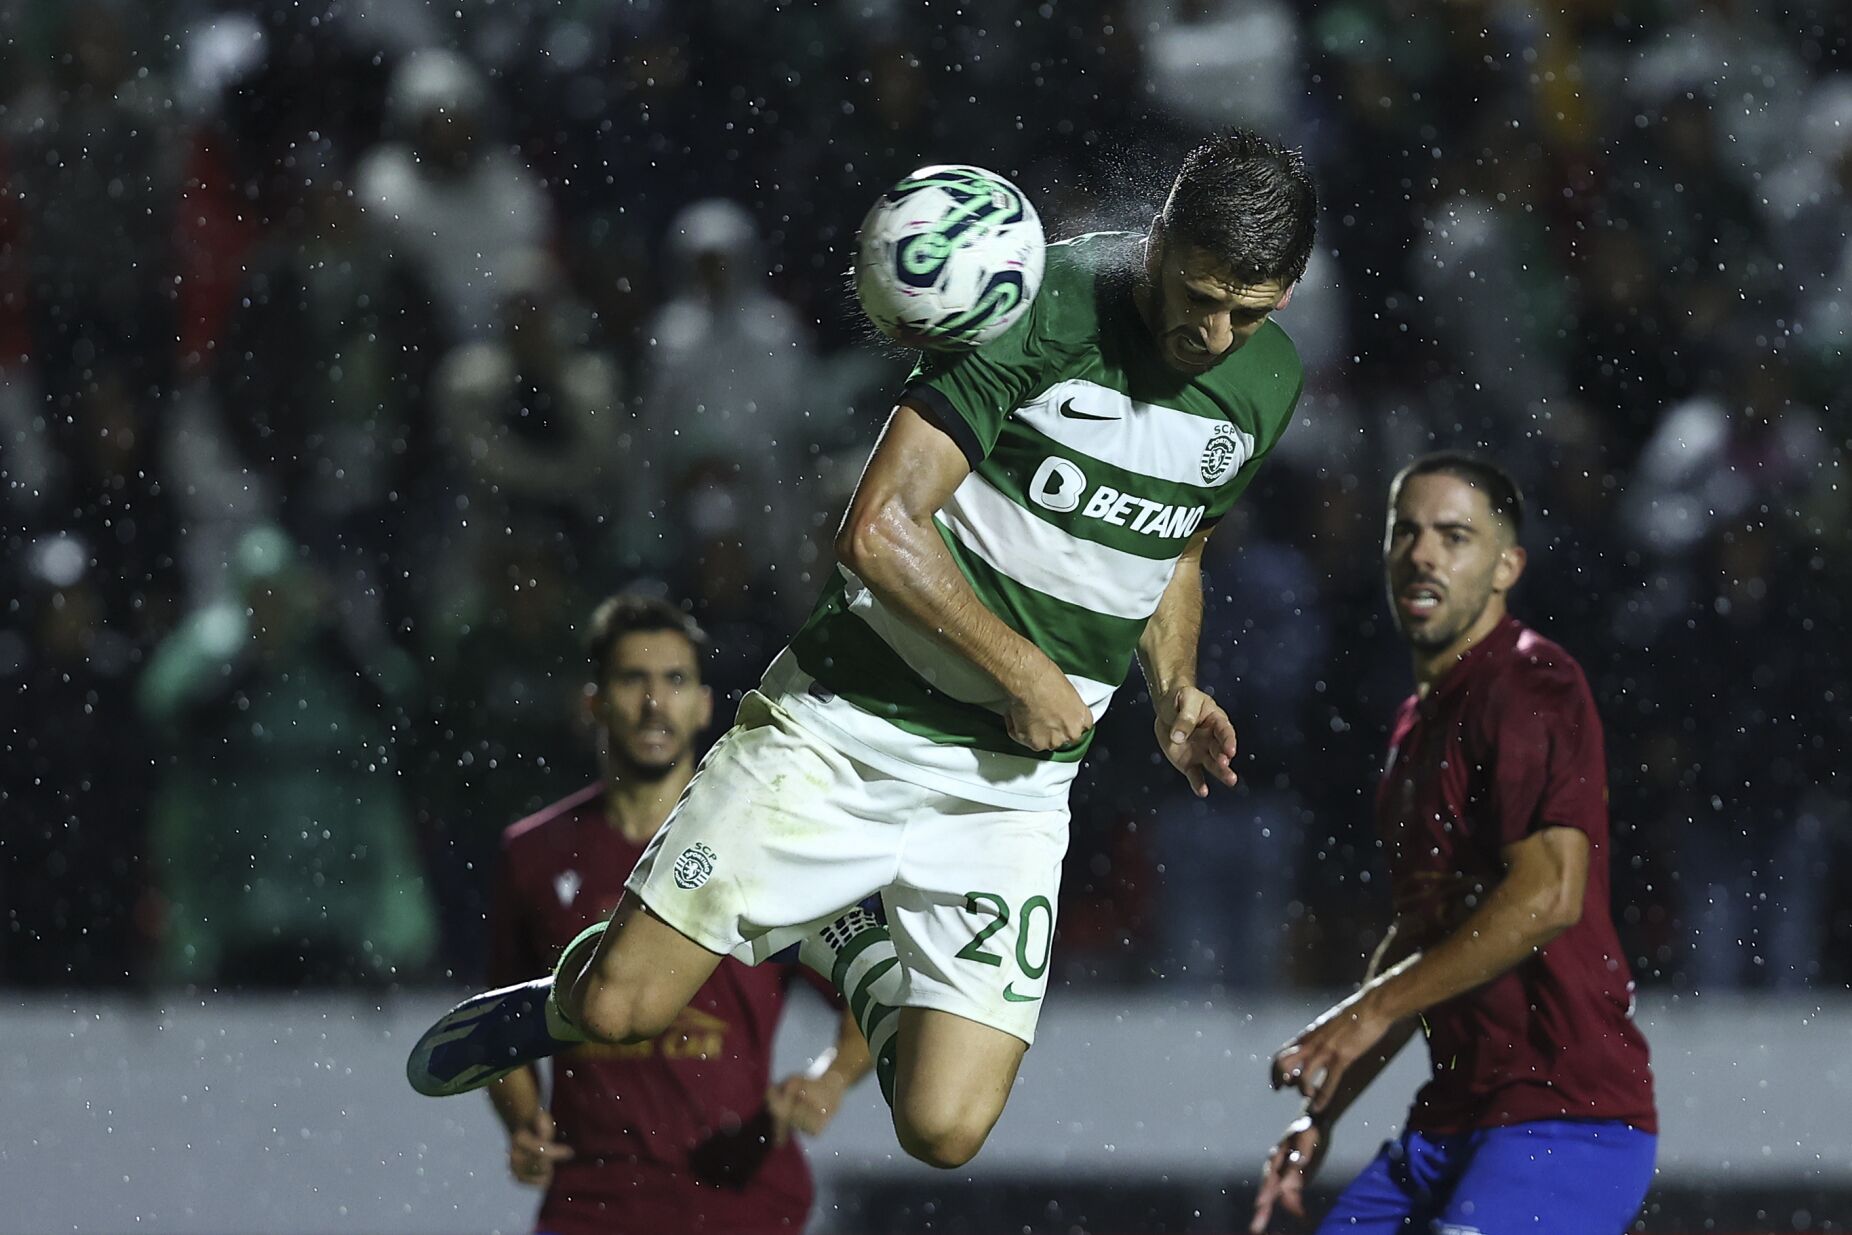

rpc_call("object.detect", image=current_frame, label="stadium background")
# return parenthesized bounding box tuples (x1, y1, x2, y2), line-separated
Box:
(1, 0, 1847, 1231)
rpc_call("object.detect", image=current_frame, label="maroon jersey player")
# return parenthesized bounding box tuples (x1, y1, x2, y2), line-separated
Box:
(486, 595, 869, 1235)
(1252, 454, 1656, 1235)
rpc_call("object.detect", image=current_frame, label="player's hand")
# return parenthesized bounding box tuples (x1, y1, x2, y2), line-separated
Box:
(1004, 659, 1094, 752)
(1269, 991, 1392, 1115)
(766, 1069, 850, 1146)
(508, 1109, 575, 1188)
(1154, 686, 1238, 796)
(1249, 1113, 1328, 1233)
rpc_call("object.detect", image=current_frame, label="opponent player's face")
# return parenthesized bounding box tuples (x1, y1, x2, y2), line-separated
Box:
(1147, 238, 1292, 375)
(1384, 473, 1521, 652)
(594, 631, 713, 779)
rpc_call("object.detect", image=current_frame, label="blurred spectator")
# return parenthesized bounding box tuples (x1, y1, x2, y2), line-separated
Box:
(432, 249, 623, 576)
(0, 536, 150, 986)
(358, 48, 552, 344)
(636, 199, 820, 607)
(1622, 356, 1829, 562)
(1141, 0, 1304, 138)
(213, 150, 440, 640)
(138, 526, 435, 987)
(31, 364, 180, 634)
(1657, 524, 1835, 990)
(7, 2, 179, 405)
(1150, 509, 1327, 989)
(418, 534, 592, 978)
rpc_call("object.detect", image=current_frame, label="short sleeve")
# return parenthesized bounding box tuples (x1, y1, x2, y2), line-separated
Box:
(1203, 328, 1305, 522)
(902, 296, 1053, 468)
(1481, 671, 1609, 849)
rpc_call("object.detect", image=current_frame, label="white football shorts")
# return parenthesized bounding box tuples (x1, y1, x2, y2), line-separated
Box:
(627, 690, 1068, 1045)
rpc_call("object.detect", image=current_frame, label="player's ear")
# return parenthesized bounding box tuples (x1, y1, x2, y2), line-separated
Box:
(582, 682, 605, 726)
(697, 684, 714, 731)
(1493, 543, 1527, 593)
(1145, 214, 1164, 272)
(1276, 281, 1296, 311)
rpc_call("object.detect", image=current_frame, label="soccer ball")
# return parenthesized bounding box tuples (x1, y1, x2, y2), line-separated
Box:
(854, 164, 1045, 352)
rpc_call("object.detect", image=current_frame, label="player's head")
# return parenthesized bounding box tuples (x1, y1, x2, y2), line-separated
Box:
(584, 593, 714, 781)
(1142, 129, 1317, 375)
(1384, 453, 1527, 654)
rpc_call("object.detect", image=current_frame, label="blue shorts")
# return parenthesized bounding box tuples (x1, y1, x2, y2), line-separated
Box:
(1316, 1119, 1656, 1234)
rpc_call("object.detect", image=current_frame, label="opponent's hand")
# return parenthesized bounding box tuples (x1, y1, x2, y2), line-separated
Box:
(1154, 686, 1238, 796)
(767, 1069, 850, 1146)
(1269, 991, 1393, 1115)
(1249, 1114, 1328, 1233)
(508, 1109, 575, 1188)
(1005, 659, 1094, 752)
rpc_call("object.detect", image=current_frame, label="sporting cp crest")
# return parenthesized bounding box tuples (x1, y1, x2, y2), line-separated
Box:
(673, 843, 718, 890)
(1200, 423, 1242, 484)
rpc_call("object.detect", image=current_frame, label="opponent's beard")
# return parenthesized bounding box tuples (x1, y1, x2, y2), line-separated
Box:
(606, 731, 690, 783)
(1399, 587, 1492, 652)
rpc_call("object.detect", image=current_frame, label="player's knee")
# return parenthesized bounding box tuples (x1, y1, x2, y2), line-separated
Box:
(570, 973, 677, 1045)
(892, 1099, 999, 1169)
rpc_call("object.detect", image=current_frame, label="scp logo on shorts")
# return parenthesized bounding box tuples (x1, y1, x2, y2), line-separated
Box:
(674, 843, 719, 890)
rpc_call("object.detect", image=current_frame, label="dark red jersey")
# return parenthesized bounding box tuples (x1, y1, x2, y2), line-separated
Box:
(1375, 616, 1657, 1135)
(490, 784, 818, 1235)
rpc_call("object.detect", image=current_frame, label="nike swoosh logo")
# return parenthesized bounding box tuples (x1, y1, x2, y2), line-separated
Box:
(1002, 983, 1041, 1003)
(1058, 398, 1118, 422)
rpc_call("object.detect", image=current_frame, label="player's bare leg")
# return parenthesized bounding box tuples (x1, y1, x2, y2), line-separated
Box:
(891, 1007, 1026, 1168)
(406, 896, 722, 1096)
(794, 902, 1029, 1168)
(562, 898, 724, 1043)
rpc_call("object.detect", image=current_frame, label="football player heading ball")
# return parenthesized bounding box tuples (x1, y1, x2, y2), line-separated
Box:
(409, 129, 1315, 1172)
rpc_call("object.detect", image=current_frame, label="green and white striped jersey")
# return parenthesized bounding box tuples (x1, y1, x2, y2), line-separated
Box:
(763, 232, 1304, 809)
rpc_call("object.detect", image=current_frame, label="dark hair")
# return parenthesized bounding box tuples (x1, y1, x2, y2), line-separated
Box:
(1392, 452, 1526, 537)
(1162, 129, 1318, 286)
(585, 593, 708, 682)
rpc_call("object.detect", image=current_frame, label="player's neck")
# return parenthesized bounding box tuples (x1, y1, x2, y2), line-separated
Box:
(602, 763, 694, 845)
(1410, 599, 1508, 697)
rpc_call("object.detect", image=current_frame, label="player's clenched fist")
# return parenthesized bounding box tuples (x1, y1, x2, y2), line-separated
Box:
(1005, 660, 1094, 751)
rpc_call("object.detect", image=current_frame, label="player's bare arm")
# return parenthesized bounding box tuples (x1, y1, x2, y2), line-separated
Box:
(836, 400, 1093, 752)
(767, 1005, 874, 1147)
(488, 1066, 576, 1188)
(1137, 525, 1238, 796)
(1250, 922, 1420, 1232)
(1270, 825, 1590, 1114)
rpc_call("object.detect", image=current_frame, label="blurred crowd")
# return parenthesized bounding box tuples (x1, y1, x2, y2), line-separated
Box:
(1, 0, 1847, 996)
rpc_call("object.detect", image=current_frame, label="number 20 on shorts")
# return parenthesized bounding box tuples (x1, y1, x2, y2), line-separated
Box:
(956, 891, 1054, 978)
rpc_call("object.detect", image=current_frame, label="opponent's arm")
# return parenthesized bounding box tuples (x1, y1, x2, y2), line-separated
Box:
(1272, 826, 1589, 1113)
(489, 1066, 575, 1188)
(836, 401, 1092, 752)
(1251, 924, 1420, 1233)
(767, 1006, 875, 1146)
(1137, 526, 1238, 796)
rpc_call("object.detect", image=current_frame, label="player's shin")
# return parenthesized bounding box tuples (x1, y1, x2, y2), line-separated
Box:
(799, 905, 902, 1105)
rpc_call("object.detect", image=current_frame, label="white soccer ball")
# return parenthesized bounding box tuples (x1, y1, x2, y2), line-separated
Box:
(853, 164, 1046, 352)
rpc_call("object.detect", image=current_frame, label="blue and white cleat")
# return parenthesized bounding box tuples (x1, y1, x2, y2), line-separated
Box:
(405, 977, 583, 1097)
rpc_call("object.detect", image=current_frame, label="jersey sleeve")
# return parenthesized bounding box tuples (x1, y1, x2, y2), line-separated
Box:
(1205, 325, 1306, 521)
(1481, 669, 1610, 849)
(901, 287, 1055, 468)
